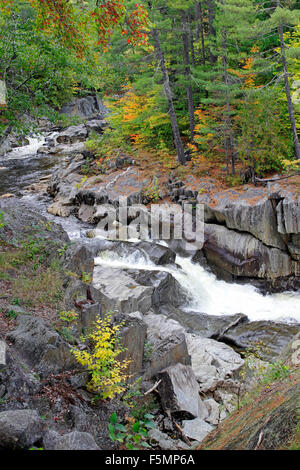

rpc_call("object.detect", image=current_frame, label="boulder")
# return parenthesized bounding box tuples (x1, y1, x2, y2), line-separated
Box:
(144, 313, 244, 393)
(7, 315, 77, 376)
(56, 124, 88, 145)
(219, 320, 300, 362)
(148, 429, 177, 450)
(115, 314, 147, 381)
(0, 410, 44, 449)
(92, 266, 153, 314)
(124, 269, 185, 308)
(182, 418, 214, 443)
(160, 307, 248, 337)
(185, 333, 244, 393)
(143, 333, 191, 380)
(54, 431, 100, 450)
(157, 363, 208, 419)
(42, 430, 61, 450)
(59, 95, 107, 119)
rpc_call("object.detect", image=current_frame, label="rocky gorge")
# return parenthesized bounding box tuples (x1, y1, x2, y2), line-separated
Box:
(0, 95, 299, 451)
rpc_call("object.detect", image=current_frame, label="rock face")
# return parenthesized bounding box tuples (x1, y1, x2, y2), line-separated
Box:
(0, 410, 44, 449)
(59, 95, 108, 119)
(194, 183, 300, 292)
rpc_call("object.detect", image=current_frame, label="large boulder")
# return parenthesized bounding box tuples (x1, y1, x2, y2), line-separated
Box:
(7, 315, 77, 376)
(182, 418, 214, 443)
(92, 266, 153, 314)
(0, 409, 44, 449)
(185, 333, 244, 393)
(219, 320, 300, 362)
(115, 314, 147, 381)
(144, 313, 244, 393)
(157, 363, 208, 420)
(124, 269, 185, 308)
(143, 333, 191, 380)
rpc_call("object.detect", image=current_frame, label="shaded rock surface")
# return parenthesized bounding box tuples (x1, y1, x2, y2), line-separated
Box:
(0, 409, 44, 449)
(157, 363, 208, 419)
(7, 315, 77, 377)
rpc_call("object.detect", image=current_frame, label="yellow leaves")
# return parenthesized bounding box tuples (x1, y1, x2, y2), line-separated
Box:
(71, 313, 130, 400)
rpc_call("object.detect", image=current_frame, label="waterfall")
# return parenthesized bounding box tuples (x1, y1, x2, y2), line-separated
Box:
(95, 248, 300, 324)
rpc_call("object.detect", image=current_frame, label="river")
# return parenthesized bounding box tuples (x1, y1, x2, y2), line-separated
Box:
(1, 136, 300, 324)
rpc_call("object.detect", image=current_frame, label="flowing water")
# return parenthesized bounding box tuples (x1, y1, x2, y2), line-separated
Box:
(1, 136, 300, 324)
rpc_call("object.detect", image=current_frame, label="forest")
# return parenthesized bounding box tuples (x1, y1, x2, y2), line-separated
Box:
(0, 0, 299, 185)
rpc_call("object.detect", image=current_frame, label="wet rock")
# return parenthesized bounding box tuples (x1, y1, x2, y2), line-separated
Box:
(92, 266, 153, 314)
(137, 242, 176, 266)
(161, 307, 248, 337)
(125, 269, 185, 308)
(57, 124, 88, 144)
(0, 409, 44, 449)
(157, 363, 208, 420)
(219, 320, 300, 362)
(7, 315, 77, 377)
(143, 333, 191, 380)
(54, 431, 100, 450)
(182, 418, 214, 443)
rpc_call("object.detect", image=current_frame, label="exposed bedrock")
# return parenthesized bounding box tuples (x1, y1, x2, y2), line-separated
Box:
(194, 183, 300, 292)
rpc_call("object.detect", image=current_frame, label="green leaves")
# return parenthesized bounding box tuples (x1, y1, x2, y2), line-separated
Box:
(107, 412, 156, 450)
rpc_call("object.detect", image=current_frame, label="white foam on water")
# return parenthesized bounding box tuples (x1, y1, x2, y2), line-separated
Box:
(4, 135, 45, 160)
(95, 249, 300, 324)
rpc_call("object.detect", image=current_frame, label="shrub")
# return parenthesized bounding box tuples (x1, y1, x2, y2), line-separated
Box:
(71, 314, 130, 400)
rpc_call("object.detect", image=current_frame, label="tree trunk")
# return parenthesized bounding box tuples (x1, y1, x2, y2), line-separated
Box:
(194, 1, 206, 65)
(152, 28, 186, 165)
(207, 0, 217, 66)
(222, 33, 236, 175)
(276, 5, 300, 159)
(181, 10, 195, 142)
(188, 9, 196, 67)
